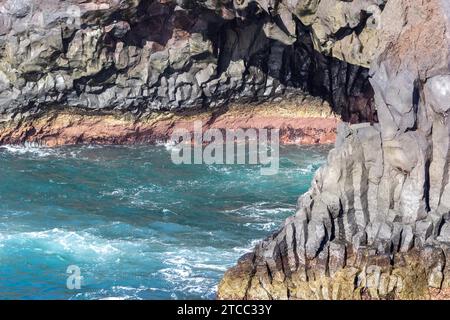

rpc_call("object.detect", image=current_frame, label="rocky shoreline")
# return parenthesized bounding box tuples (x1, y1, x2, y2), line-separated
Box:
(0, 96, 339, 146)
(218, 0, 450, 300)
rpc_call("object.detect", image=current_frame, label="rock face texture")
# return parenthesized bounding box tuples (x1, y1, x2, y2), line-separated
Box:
(218, 0, 450, 299)
(0, 0, 378, 146)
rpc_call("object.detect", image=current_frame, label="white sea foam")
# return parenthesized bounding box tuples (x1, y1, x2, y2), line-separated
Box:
(96, 286, 149, 300)
(73, 286, 147, 300)
(232, 239, 261, 255)
(193, 263, 228, 272)
(205, 165, 234, 175)
(244, 221, 278, 231)
(0, 144, 55, 157)
(99, 185, 163, 209)
(0, 228, 129, 259)
(156, 140, 181, 153)
(223, 202, 294, 219)
(154, 246, 244, 299)
(0, 143, 110, 160)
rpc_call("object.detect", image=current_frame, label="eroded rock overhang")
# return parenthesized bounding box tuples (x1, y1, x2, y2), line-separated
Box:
(0, 0, 380, 134)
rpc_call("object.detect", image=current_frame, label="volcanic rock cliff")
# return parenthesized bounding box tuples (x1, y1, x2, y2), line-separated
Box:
(0, 0, 377, 145)
(218, 0, 450, 300)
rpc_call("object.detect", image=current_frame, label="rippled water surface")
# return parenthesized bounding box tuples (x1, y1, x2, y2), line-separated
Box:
(0, 144, 329, 299)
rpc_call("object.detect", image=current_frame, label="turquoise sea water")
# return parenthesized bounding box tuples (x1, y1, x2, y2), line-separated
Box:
(0, 144, 329, 300)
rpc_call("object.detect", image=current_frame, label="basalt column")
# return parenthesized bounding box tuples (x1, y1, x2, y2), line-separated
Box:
(218, 0, 450, 300)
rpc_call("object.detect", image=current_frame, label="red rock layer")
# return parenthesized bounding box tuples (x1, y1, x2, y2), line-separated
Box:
(0, 101, 340, 147)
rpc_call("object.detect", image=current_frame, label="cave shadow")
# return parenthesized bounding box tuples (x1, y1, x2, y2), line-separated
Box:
(206, 6, 377, 123)
(78, 0, 377, 123)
